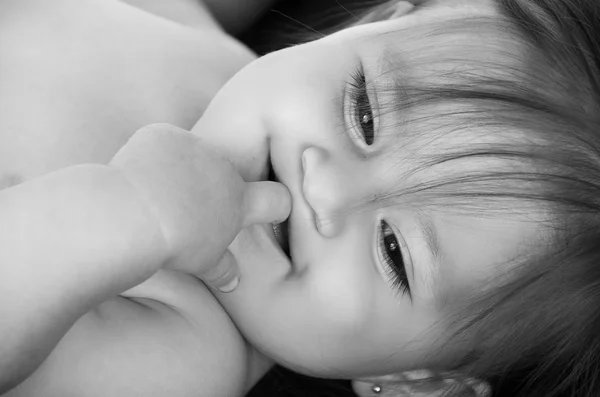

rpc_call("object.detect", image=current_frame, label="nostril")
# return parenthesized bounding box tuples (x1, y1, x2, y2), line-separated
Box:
(315, 214, 344, 238)
(302, 150, 307, 172)
(302, 147, 328, 174)
(301, 148, 313, 175)
(301, 146, 344, 238)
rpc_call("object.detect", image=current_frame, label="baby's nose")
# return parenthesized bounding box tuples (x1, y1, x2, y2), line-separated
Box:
(302, 147, 348, 238)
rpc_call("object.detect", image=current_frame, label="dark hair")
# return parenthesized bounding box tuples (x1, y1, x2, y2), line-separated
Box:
(246, 0, 600, 396)
(438, 1, 600, 396)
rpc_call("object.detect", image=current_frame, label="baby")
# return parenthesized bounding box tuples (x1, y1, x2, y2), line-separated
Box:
(3, 0, 600, 396)
(0, 0, 278, 395)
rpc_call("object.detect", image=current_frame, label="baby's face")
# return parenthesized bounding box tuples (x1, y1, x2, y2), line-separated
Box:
(197, 0, 544, 379)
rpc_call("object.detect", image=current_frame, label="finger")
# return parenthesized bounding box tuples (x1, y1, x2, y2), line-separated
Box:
(198, 250, 240, 293)
(242, 181, 291, 227)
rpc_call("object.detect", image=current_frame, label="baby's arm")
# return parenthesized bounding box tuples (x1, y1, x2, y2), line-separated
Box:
(0, 124, 290, 394)
(0, 164, 169, 393)
(0, 163, 249, 396)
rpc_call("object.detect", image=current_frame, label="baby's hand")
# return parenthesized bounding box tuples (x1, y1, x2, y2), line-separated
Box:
(110, 124, 291, 292)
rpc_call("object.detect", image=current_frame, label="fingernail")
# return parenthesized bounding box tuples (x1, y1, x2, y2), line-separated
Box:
(218, 276, 240, 293)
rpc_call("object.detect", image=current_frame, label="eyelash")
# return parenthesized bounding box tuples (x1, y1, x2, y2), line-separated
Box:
(378, 220, 411, 297)
(348, 69, 408, 296)
(348, 67, 375, 146)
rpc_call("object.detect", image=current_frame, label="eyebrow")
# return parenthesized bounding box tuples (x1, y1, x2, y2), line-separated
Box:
(375, 46, 414, 128)
(412, 211, 444, 303)
(380, 46, 401, 72)
(378, 46, 408, 88)
(417, 212, 442, 260)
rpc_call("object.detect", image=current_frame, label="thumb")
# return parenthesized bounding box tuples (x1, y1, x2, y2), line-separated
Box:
(199, 250, 240, 293)
(242, 181, 292, 227)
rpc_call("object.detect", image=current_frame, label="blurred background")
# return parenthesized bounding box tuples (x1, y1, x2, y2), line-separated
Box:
(241, 0, 390, 54)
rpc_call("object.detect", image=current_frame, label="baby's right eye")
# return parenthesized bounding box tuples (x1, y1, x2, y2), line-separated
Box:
(378, 220, 411, 298)
(349, 68, 375, 146)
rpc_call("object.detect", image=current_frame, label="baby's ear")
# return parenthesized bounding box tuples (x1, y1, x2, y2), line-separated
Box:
(389, 2, 415, 19)
(352, 370, 491, 397)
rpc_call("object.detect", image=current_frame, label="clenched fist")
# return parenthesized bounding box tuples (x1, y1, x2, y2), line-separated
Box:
(110, 124, 290, 292)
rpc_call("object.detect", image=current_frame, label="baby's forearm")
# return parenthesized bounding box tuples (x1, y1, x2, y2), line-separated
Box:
(0, 164, 168, 393)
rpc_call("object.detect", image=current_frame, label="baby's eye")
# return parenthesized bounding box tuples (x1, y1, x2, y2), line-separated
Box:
(379, 220, 410, 297)
(350, 68, 375, 146)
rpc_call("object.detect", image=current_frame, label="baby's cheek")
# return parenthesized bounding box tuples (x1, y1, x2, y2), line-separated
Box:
(306, 258, 375, 337)
(190, 88, 270, 183)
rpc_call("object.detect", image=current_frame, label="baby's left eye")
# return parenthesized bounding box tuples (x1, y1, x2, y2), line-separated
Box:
(350, 69, 375, 146)
(357, 86, 374, 145)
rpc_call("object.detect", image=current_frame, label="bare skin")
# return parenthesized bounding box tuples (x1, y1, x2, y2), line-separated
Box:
(0, 0, 275, 395)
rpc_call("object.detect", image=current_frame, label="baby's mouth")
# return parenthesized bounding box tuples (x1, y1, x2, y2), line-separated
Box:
(272, 222, 290, 258)
(268, 160, 291, 258)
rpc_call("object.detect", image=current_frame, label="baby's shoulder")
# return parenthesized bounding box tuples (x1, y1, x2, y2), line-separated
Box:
(7, 271, 249, 397)
(0, 0, 255, 179)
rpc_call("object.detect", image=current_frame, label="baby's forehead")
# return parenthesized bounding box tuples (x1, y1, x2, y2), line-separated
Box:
(372, 102, 545, 215)
(357, 0, 547, 206)
(428, 205, 547, 312)
(376, 0, 500, 39)
(370, 0, 517, 68)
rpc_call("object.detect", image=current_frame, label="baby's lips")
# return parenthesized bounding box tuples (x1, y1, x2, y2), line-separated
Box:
(242, 181, 292, 227)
